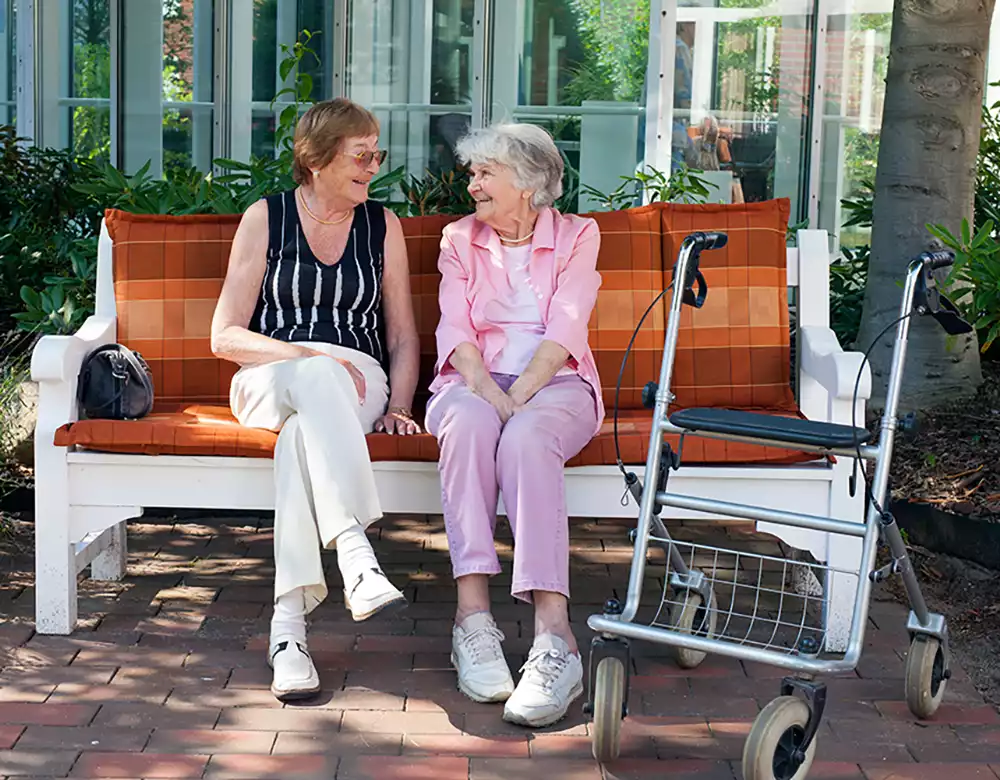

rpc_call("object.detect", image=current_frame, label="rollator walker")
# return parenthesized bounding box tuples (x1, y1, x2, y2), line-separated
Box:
(583, 230, 973, 779)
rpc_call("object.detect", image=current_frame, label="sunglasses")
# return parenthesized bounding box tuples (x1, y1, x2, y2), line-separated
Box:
(345, 149, 388, 167)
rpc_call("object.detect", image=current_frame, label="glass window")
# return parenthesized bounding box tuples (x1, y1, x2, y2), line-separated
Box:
(0, 0, 15, 126)
(162, 0, 214, 174)
(816, 0, 892, 248)
(491, 0, 650, 213)
(346, 0, 476, 198)
(251, 0, 335, 159)
(673, 0, 814, 216)
(70, 0, 112, 161)
(119, 0, 214, 176)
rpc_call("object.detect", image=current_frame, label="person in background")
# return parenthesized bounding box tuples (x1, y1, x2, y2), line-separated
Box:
(425, 122, 604, 728)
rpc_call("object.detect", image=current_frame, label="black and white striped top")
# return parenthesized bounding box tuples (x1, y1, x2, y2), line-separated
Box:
(249, 190, 386, 366)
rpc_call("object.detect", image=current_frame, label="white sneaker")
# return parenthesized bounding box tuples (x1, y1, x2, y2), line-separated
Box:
(451, 613, 515, 703)
(503, 633, 584, 728)
(343, 568, 407, 621)
(267, 637, 321, 702)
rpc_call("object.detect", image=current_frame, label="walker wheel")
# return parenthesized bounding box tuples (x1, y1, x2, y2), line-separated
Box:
(668, 589, 718, 669)
(591, 656, 626, 762)
(742, 696, 817, 780)
(905, 635, 947, 719)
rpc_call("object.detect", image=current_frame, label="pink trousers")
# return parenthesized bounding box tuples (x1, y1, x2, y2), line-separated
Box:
(425, 373, 598, 602)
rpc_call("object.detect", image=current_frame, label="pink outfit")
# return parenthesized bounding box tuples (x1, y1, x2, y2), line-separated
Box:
(430, 206, 605, 433)
(426, 208, 605, 602)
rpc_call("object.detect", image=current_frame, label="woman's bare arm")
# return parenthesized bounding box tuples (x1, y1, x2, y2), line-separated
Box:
(449, 342, 514, 421)
(378, 208, 421, 431)
(507, 340, 570, 407)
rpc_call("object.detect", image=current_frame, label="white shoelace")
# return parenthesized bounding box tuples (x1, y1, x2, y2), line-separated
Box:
(461, 624, 506, 664)
(519, 647, 569, 691)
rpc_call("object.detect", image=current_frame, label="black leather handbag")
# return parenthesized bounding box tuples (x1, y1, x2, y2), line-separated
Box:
(76, 343, 154, 420)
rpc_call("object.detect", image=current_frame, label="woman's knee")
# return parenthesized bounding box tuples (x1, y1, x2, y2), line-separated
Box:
(430, 390, 502, 448)
(497, 413, 560, 463)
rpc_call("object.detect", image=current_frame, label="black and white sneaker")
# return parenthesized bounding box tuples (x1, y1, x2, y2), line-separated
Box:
(343, 568, 407, 622)
(267, 637, 321, 702)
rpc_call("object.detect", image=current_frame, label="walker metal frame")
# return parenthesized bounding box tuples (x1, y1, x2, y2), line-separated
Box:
(583, 231, 972, 778)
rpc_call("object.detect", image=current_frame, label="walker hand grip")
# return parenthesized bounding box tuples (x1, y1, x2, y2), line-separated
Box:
(921, 250, 955, 270)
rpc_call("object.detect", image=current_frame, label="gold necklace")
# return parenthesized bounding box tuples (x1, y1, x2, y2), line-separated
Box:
(499, 229, 535, 246)
(297, 188, 353, 225)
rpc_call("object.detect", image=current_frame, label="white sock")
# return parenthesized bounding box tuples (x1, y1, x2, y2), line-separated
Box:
(336, 522, 379, 587)
(271, 587, 307, 646)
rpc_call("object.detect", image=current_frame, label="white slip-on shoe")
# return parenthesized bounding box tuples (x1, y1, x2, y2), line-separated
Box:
(502, 633, 584, 728)
(451, 612, 515, 703)
(267, 637, 321, 702)
(343, 568, 407, 622)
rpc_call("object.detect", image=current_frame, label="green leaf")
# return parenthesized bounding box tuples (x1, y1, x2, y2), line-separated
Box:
(297, 74, 314, 102)
(279, 57, 297, 83)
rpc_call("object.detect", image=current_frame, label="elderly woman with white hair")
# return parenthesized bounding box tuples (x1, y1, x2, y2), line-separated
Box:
(424, 122, 604, 727)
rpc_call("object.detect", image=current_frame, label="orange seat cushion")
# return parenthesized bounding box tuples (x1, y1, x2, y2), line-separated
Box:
(54, 407, 819, 467)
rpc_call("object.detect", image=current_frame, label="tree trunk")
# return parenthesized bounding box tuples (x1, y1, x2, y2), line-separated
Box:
(857, 0, 993, 411)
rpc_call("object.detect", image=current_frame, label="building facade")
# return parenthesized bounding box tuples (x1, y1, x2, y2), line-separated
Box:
(2, 0, 969, 247)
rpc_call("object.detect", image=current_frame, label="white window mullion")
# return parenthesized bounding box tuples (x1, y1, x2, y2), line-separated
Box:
(643, 0, 676, 184)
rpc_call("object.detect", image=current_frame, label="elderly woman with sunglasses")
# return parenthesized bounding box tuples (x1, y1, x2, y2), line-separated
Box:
(425, 122, 604, 727)
(211, 98, 421, 702)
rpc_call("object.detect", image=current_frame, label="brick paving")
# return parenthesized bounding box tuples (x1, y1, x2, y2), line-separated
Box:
(0, 513, 998, 779)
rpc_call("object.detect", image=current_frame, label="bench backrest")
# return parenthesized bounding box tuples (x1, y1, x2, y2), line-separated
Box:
(99, 198, 794, 415)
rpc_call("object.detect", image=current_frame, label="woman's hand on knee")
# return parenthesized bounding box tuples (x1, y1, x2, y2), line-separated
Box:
(335, 358, 367, 404)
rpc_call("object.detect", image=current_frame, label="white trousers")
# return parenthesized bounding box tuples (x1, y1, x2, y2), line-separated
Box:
(230, 343, 389, 613)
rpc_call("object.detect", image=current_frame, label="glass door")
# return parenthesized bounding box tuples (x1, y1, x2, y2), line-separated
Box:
(488, 0, 650, 212)
(346, 0, 476, 188)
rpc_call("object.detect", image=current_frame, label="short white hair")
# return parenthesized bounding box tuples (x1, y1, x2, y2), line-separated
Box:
(455, 122, 564, 209)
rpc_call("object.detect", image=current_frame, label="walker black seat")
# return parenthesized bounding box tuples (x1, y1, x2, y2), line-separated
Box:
(669, 407, 871, 450)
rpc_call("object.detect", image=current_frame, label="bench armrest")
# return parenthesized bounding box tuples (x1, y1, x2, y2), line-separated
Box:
(799, 325, 871, 402)
(31, 315, 116, 384)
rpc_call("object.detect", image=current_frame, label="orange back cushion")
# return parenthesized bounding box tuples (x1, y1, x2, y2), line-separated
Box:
(584, 204, 666, 410)
(400, 213, 464, 412)
(105, 208, 242, 411)
(660, 198, 795, 410)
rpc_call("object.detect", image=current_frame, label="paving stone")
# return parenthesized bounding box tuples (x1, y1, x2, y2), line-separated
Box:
(216, 707, 343, 732)
(601, 759, 735, 780)
(144, 729, 275, 754)
(70, 751, 209, 778)
(861, 764, 1000, 780)
(91, 703, 221, 730)
(0, 748, 80, 777)
(339, 755, 470, 780)
(0, 703, 98, 727)
(0, 726, 23, 749)
(271, 731, 402, 755)
(15, 726, 151, 752)
(469, 757, 603, 780)
(203, 753, 339, 779)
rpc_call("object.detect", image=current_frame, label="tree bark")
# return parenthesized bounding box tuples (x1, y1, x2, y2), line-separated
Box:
(858, 0, 993, 411)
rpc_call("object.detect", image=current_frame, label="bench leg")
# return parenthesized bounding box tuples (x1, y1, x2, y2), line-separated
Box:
(35, 495, 77, 635)
(823, 536, 863, 653)
(91, 521, 127, 581)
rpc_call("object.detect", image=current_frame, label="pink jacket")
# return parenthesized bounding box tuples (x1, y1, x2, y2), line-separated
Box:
(429, 206, 605, 434)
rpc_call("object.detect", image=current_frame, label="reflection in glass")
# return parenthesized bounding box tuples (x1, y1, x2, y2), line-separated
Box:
(0, 0, 16, 125)
(252, 0, 332, 159)
(497, 0, 650, 212)
(71, 0, 111, 160)
(819, 3, 891, 247)
(674, 0, 813, 213)
(162, 0, 214, 175)
(346, 0, 475, 184)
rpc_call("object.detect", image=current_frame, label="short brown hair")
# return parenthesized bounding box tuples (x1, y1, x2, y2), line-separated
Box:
(292, 98, 380, 185)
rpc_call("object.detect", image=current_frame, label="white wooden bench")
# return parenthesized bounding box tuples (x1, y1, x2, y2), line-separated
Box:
(30, 207, 869, 650)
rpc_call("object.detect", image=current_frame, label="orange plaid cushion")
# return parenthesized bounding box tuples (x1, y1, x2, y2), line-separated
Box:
(105, 209, 243, 411)
(399, 214, 463, 413)
(583, 204, 666, 410)
(54, 407, 817, 466)
(660, 199, 796, 410)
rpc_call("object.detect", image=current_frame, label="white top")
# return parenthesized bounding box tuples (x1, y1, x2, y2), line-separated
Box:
(485, 244, 573, 377)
